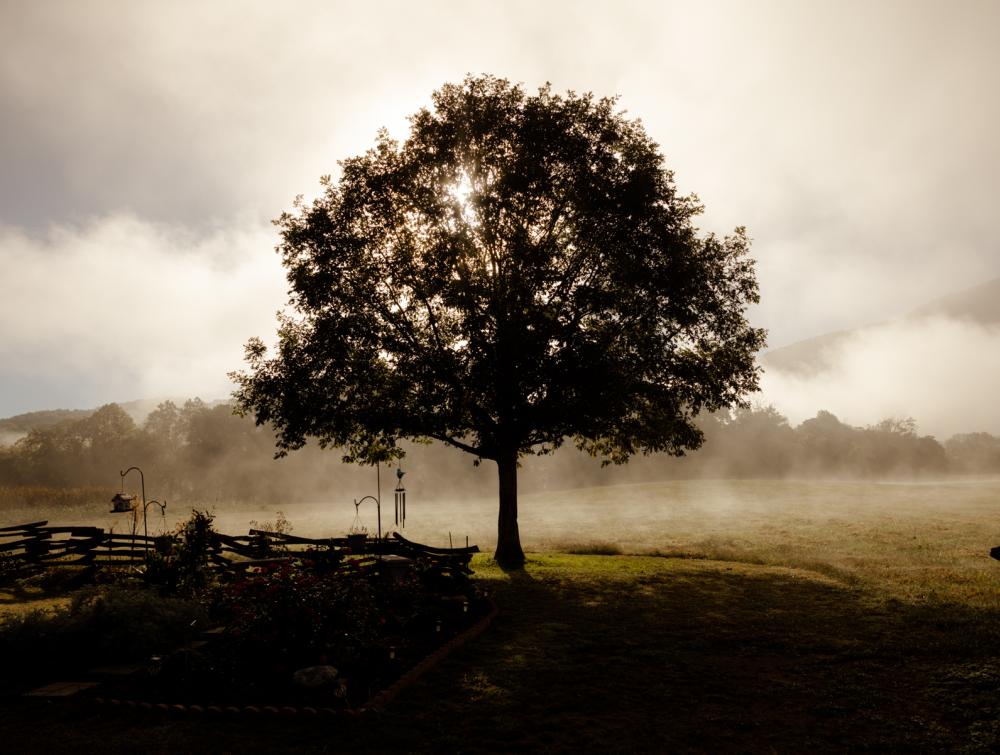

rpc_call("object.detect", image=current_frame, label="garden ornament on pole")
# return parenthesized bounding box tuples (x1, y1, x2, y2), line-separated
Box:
(353, 495, 381, 542)
(116, 466, 166, 555)
(351, 461, 388, 540)
(394, 465, 406, 529)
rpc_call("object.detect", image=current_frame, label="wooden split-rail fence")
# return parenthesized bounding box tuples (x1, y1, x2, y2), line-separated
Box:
(0, 520, 478, 576)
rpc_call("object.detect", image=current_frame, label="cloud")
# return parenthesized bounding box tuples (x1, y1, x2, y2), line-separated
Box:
(1, 0, 1000, 414)
(0, 1, 663, 229)
(760, 316, 1000, 438)
(0, 215, 286, 414)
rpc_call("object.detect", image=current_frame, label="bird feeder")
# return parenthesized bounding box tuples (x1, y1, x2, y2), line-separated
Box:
(110, 492, 136, 514)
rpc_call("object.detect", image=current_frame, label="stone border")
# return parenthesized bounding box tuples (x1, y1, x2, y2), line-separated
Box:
(87, 597, 499, 719)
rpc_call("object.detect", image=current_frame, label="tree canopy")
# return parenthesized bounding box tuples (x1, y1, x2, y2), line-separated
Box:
(232, 75, 766, 567)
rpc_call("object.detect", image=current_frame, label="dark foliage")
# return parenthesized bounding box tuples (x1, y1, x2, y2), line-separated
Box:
(945, 432, 1000, 474)
(232, 75, 765, 567)
(143, 509, 218, 595)
(176, 556, 479, 706)
(0, 584, 206, 687)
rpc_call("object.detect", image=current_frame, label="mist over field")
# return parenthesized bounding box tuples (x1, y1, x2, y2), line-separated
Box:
(7, 474, 1000, 613)
(760, 277, 1000, 437)
(3, 395, 1000, 558)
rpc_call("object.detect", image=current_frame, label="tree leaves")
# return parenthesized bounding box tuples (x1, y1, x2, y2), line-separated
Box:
(233, 75, 766, 467)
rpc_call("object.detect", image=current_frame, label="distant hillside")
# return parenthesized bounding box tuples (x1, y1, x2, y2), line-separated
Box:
(759, 329, 853, 376)
(763, 277, 1000, 376)
(0, 408, 93, 434)
(909, 277, 1000, 323)
(0, 408, 94, 446)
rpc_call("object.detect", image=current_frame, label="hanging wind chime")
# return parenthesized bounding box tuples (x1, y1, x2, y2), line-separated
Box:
(394, 464, 406, 529)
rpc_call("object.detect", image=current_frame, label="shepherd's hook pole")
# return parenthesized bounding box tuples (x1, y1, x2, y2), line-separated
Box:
(120, 466, 149, 554)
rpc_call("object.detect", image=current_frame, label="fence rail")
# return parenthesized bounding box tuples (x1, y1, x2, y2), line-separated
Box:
(0, 521, 479, 575)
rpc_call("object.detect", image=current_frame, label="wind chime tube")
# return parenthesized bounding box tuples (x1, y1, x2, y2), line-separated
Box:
(394, 488, 406, 528)
(394, 465, 406, 529)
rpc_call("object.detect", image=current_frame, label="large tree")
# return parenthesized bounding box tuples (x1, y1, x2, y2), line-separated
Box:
(232, 75, 766, 568)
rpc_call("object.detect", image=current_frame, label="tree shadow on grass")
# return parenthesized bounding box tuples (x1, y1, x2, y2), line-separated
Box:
(3, 560, 1000, 754)
(400, 559, 1000, 754)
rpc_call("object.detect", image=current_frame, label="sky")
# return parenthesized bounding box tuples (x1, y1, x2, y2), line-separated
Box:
(1, 0, 999, 433)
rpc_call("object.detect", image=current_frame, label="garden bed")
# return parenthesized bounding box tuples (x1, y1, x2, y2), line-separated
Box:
(88, 595, 498, 717)
(88, 559, 495, 712)
(3, 515, 493, 713)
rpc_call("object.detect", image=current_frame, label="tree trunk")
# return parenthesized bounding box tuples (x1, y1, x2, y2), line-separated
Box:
(494, 449, 525, 569)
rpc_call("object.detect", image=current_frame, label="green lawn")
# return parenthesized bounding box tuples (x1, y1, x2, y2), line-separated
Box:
(3, 479, 1000, 752)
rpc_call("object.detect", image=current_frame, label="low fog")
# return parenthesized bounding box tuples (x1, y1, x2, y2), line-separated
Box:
(761, 316, 1000, 438)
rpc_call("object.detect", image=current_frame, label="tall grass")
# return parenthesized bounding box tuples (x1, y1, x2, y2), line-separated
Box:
(0, 485, 113, 521)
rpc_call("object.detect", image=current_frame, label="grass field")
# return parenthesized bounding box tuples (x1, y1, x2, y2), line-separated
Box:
(3, 478, 1000, 752)
(18, 476, 992, 607)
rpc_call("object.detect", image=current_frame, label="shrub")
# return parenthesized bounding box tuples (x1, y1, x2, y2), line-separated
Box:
(214, 560, 429, 675)
(0, 584, 206, 684)
(143, 509, 217, 595)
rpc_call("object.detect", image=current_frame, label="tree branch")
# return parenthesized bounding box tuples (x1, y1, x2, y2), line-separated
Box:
(427, 433, 490, 459)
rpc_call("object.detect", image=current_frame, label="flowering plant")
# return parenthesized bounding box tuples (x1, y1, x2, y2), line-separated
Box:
(213, 557, 438, 682)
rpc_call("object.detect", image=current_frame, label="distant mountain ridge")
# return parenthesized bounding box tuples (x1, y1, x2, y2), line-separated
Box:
(908, 277, 1000, 323)
(763, 277, 1000, 376)
(0, 397, 227, 446)
(0, 408, 93, 438)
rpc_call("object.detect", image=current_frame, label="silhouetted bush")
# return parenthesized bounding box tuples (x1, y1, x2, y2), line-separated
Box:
(0, 583, 206, 683)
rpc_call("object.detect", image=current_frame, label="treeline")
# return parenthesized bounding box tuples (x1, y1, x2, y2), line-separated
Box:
(1, 401, 999, 505)
(677, 408, 999, 478)
(0, 400, 365, 503)
(513, 407, 1000, 490)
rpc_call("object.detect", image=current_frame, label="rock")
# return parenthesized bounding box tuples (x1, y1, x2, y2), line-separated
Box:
(292, 665, 340, 689)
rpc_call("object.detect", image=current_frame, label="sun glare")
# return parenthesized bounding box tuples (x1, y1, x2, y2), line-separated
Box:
(448, 170, 478, 226)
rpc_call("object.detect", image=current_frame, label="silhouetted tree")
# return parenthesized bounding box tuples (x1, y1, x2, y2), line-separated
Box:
(238, 77, 765, 566)
(795, 410, 856, 475)
(74, 403, 137, 478)
(944, 432, 1000, 474)
(144, 400, 183, 448)
(701, 406, 798, 477)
